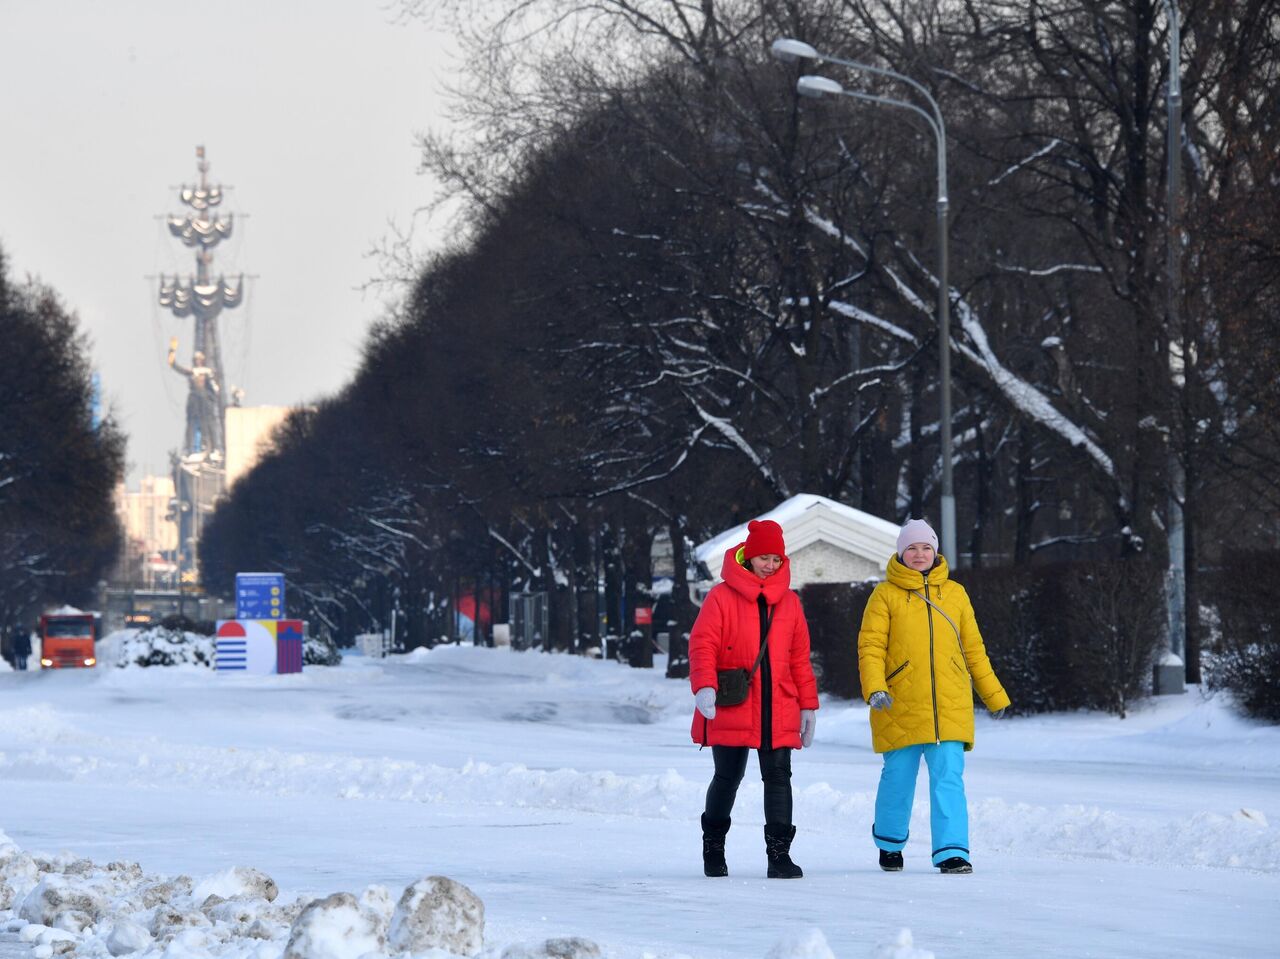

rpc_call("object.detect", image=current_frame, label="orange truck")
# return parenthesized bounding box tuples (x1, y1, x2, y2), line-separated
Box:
(39, 611, 98, 668)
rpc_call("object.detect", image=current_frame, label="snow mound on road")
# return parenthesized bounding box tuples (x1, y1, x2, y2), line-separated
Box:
(0, 829, 865, 959)
(870, 928, 934, 959)
(0, 829, 568, 959)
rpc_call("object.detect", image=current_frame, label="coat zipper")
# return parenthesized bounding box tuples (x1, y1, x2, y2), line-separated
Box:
(925, 578, 940, 743)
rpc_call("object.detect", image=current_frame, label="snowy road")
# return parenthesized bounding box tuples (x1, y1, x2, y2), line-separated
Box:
(1, 643, 1277, 958)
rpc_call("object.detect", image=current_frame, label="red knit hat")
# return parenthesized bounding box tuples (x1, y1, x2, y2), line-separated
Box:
(743, 519, 786, 559)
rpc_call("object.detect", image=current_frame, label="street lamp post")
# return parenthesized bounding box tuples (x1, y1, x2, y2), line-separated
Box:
(772, 39, 957, 563)
(1158, 1, 1187, 694)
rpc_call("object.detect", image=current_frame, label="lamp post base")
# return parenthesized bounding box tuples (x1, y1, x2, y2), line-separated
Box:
(1154, 653, 1186, 695)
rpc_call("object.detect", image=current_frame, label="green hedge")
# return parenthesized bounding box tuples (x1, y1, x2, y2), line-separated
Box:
(801, 558, 1167, 718)
(799, 580, 876, 701)
(1202, 551, 1280, 721)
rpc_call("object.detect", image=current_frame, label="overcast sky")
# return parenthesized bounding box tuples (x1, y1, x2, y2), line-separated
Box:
(1, 1, 454, 482)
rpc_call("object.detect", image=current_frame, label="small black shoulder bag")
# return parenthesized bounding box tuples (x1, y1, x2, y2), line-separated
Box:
(715, 595, 774, 707)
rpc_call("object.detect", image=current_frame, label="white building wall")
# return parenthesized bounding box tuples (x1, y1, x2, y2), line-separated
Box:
(116, 475, 178, 553)
(789, 540, 885, 588)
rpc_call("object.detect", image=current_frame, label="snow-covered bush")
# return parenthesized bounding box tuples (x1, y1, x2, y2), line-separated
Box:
(1205, 641, 1280, 721)
(305, 630, 342, 666)
(114, 626, 214, 669)
(1203, 552, 1280, 721)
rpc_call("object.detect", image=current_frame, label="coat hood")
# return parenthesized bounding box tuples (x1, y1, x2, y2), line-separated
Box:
(885, 551, 951, 590)
(720, 544, 793, 605)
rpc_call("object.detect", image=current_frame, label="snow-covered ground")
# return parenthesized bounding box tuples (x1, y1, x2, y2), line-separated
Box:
(1, 638, 1277, 959)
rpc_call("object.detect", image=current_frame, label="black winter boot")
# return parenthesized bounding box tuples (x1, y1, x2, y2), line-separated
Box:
(879, 849, 904, 872)
(701, 814, 730, 877)
(937, 856, 973, 874)
(764, 824, 803, 878)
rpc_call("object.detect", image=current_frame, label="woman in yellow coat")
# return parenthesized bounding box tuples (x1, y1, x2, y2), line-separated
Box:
(857, 519, 1010, 874)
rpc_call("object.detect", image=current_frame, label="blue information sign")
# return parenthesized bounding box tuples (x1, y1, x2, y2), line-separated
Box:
(235, 572, 286, 620)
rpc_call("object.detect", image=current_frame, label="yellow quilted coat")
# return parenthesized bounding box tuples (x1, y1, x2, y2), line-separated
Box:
(858, 553, 1010, 753)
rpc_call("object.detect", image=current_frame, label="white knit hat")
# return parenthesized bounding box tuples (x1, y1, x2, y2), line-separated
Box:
(896, 518, 938, 557)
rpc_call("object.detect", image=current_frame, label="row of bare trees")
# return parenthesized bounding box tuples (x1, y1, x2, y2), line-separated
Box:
(201, 1, 1278, 678)
(0, 245, 125, 639)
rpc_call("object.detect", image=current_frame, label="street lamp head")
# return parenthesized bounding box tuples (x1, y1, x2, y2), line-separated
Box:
(797, 75, 843, 99)
(771, 38, 821, 63)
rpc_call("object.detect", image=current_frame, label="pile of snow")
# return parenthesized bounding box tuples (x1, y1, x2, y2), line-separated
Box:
(0, 828, 918, 959)
(106, 627, 215, 670)
(0, 828, 608, 959)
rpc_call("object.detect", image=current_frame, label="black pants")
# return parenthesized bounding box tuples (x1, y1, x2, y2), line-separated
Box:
(704, 745, 793, 825)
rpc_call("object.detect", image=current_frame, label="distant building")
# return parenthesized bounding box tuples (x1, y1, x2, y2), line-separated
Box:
(114, 475, 179, 589)
(696, 493, 900, 591)
(225, 405, 293, 489)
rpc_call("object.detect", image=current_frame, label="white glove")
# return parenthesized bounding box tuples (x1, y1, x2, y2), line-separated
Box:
(694, 687, 717, 720)
(800, 709, 816, 748)
(868, 691, 893, 711)
(990, 706, 1007, 720)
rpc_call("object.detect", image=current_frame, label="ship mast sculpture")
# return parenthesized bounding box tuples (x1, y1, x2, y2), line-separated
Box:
(159, 146, 245, 583)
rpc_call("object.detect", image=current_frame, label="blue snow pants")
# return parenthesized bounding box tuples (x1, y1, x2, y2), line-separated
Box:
(872, 741, 969, 866)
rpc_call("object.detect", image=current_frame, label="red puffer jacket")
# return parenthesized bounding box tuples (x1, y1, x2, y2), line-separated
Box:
(689, 545, 820, 748)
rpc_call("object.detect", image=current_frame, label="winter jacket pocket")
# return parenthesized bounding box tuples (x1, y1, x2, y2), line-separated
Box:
(886, 660, 910, 685)
(950, 656, 968, 677)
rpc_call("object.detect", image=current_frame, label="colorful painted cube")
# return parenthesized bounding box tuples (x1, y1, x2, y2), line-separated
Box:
(215, 619, 305, 674)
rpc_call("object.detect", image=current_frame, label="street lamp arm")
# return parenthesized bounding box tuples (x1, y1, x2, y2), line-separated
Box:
(833, 88, 943, 154)
(781, 41, 949, 204)
(795, 77, 945, 201)
(819, 52, 944, 130)
(773, 39, 946, 139)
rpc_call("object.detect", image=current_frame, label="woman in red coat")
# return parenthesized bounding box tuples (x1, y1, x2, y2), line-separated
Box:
(689, 519, 820, 878)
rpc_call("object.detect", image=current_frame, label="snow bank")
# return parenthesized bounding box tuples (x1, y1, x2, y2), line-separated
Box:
(0, 828, 501, 959)
(0, 829, 929, 959)
(2, 737, 1273, 874)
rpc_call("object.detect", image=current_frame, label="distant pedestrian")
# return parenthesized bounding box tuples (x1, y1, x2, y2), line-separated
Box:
(857, 518, 1010, 874)
(11, 627, 32, 671)
(689, 519, 819, 879)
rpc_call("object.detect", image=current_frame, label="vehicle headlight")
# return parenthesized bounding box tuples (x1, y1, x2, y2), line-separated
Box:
(84, 658, 97, 667)
(41, 658, 53, 667)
